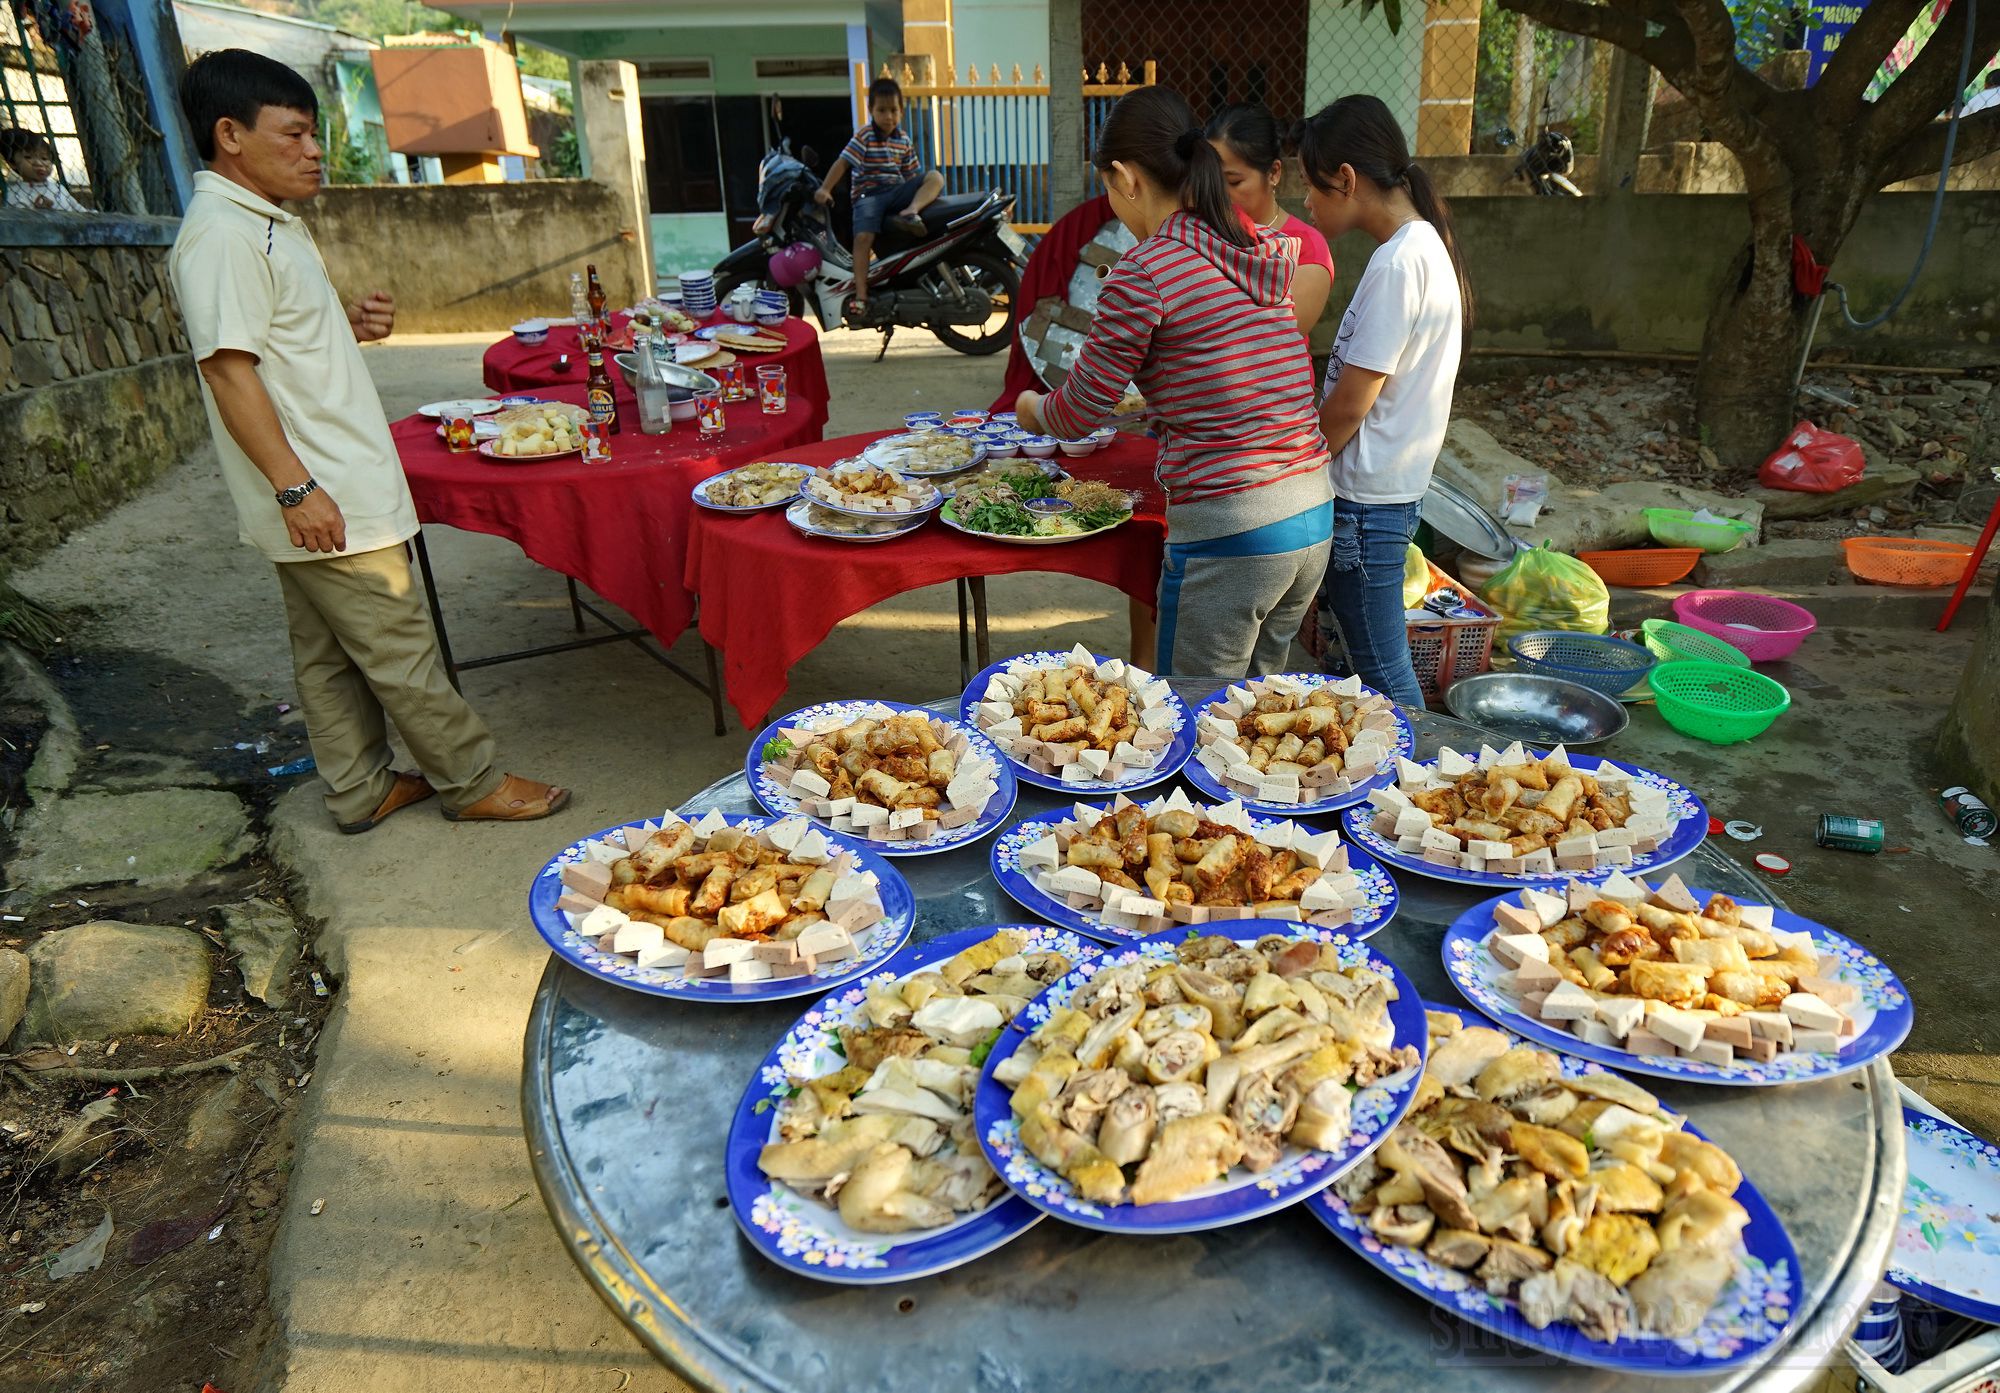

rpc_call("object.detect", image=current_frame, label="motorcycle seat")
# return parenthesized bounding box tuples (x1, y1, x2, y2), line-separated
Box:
(878, 191, 997, 248)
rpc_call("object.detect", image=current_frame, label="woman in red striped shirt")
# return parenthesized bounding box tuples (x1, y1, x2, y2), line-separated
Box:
(1016, 86, 1333, 678)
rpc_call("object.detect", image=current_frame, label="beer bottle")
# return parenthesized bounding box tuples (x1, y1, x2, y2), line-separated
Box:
(586, 263, 607, 338)
(585, 344, 620, 434)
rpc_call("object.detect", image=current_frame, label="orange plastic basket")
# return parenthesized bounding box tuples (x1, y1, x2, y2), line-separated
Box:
(1578, 548, 1703, 587)
(1842, 536, 1973, 587)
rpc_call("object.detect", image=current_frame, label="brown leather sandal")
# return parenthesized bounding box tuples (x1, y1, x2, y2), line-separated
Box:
(443, 773, 572, 823)
(337, 770, 436, 835)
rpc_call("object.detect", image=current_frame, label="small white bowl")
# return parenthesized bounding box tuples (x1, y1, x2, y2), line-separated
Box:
(1058, 439, 1098, 457)
(512, 319, 550, 345)
(1089, 426, 1118, 444)
(755, 311, 787, 327)
(985, 439, 1020, 458)
(1020, 438, 1058, 459)
(669, 398, 698, 422)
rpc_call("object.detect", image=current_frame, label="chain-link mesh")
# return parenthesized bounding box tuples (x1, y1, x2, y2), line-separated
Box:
(2, 0, 173, 213)
(1079, 0, 1604, 161)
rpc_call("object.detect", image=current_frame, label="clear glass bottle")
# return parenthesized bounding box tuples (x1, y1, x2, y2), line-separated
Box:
(630, 329, 673, 435)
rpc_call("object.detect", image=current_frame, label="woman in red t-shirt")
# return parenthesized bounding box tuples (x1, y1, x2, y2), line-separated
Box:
(1205, 104, 1335, 334)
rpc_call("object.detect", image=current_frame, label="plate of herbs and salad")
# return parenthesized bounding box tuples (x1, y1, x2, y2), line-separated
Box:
(938, 465, 1135, 545)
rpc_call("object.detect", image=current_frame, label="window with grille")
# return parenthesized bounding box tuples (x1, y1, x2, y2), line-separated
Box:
(1, 0, 89, 198)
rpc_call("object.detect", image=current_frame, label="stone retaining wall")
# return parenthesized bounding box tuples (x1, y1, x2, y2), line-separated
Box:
(0, 227, 207, 572)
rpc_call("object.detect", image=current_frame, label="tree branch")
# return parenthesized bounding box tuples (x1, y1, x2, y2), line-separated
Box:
(1821, 0, 1930, 110)
(1495, 0, 1684, 78)
(1877, 105, 2000, 182)
(1865, 0, 2000, 160)
(1665, 0, 1791, 187)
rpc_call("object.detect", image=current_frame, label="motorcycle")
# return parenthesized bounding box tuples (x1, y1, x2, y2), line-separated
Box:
(1512, 128, 1583, 197)
(711, 144, 1028, 357)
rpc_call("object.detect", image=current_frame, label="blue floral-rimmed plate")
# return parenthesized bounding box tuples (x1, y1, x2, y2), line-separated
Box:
(1307, 1000, 1803, 1375)
(1341, 752, 1708, 889)
(782, 499, 930, 544)
(955, 651, 1194, 795)
(990, 799, 1399, 945)
(723, 923, 1101, 1284)
(691, 462, 822, 513)
(747, 699, 1019, 857)
(1887, 1107, 2000, 1323)
(973, 922, 1427, 1234)
(1180, 674, 1417, 816)
(1441, 889, 1912, 1085)
(526, 814, 916, 1002)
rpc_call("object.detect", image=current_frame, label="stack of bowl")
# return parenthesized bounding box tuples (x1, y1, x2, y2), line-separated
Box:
(753, 290, 789, 326)
(679, 270, 717, 319)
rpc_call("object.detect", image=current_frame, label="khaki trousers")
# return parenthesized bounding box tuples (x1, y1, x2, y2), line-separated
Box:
(275, 542, 501, 823)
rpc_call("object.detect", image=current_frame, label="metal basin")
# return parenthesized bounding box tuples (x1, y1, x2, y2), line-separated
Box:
(612, 354, 717, 400)
(1442, 671, 1629, 746)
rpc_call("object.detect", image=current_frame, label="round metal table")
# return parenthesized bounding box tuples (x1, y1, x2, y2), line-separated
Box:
(522, 692, 1904, 1391)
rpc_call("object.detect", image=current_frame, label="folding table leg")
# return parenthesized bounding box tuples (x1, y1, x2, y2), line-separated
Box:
(1937, 492, 2000, 632)
(702, 639, 726, 736)
(567, 577, 585, 633)
(957, 578, 972, 686)
(971, 577, 991, 670)
(411, 531, 460, 690)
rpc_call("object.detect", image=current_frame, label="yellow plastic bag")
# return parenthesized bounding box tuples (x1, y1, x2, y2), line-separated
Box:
(1477, 543, 1610, 649)
(1401, 544, 1430, 611)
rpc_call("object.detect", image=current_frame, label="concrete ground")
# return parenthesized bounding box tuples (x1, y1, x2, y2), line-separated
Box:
(13, 325, 1998, 1391)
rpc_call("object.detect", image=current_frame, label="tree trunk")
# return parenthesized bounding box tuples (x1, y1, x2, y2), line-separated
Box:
(1694, 179, 1863, 471)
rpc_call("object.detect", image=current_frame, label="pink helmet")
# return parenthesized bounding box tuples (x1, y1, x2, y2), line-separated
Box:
(768, 242, 821, 288)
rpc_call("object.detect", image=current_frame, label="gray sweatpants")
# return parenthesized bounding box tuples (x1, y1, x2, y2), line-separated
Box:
(1156, 538, 1333, 678)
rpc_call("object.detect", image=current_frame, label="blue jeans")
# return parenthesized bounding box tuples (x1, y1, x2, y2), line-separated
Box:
(1317, 498, 1427, 709)
(851, 174, 927, 236)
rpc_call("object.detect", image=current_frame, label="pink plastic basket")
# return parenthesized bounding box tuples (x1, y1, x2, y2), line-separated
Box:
(1670, 589, 1817, 662)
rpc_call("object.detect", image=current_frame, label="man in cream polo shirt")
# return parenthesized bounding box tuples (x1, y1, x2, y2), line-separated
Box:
(170, 49, 569, 832)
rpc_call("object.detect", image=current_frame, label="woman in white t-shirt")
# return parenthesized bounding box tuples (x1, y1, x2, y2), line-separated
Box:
(1298, 95, 1470, 709)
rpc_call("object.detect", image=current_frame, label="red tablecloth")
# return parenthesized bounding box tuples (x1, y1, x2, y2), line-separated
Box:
(482, 315, 830, 415)
(394, 380, 827, 649)
(686, 431, 1168, 727)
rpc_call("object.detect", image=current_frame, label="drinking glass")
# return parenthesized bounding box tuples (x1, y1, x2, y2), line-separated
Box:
(696, 389, 726, 441)
(757, 365, 787, 416)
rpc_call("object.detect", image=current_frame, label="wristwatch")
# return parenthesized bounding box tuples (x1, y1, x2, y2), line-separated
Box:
(275, 478, 319, 508)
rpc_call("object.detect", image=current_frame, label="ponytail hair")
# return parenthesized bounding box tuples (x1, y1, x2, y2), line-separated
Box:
(1093, 85, 1252, 249)
(1203, 102, 1287, 175)
(1297, 94, 1473, 329)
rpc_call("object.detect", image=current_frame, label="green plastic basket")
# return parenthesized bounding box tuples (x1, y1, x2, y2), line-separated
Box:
(1644, 507, 1756, 554)
(1641, 618, 1752, 669)
(1649, 661, 1790, 745)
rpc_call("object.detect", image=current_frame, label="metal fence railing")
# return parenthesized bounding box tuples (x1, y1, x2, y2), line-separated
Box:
(1079, 0, 1597, 162)
(2, 0, 174, 214)
(854, 59, 1154, 231)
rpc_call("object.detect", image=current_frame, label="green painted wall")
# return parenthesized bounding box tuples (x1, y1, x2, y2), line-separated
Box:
(652, 213, 734, 284)
(1305, 0, 1426, 142)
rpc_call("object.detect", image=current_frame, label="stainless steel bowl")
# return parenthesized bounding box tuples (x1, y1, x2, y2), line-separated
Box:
(612, 354, 718, 400)
(1442, 671, 1630, 746)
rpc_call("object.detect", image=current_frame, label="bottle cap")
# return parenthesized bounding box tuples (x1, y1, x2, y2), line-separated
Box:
(1753, 853, 1791, 875)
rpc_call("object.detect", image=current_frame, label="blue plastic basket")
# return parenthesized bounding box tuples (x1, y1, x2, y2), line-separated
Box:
(1507, 630, 1658, 698)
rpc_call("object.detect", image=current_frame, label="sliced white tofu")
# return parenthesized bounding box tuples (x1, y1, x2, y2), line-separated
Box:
(1791, 1029, 1841, 1054)
(1597, 869, 1645, 904)
(1419, 826, 1461, 854)
(1521, 887, 1568, 928)
(1490, 932, 1551, 968)
(789, 769, 832, 799)
(730, 959, 774, 984)
(578, 903, 630, 938)
(1645, 1005, 1708, 1052)
(1293, 828, 1343, 869)
(1554, 833, 1600, 860)
(634, 941, 691, 970)
(1019, 835, 1060, 871)
(1048, 865, 1102, 898)
(611, 920, 664, 956)
(1393, 806, 1433, 839)
(704, 937, 757, 968)
(1744, 1010, 1793, 1044)
(1780, 992, 1844, 1032)
(1539, 980, 1598, 1023)
(1436, 748, 1476, 777)
(1595, 996, 1645, 1039)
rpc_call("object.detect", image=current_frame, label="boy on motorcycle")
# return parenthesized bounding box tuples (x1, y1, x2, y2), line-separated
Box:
(814, 76, 944, 321)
